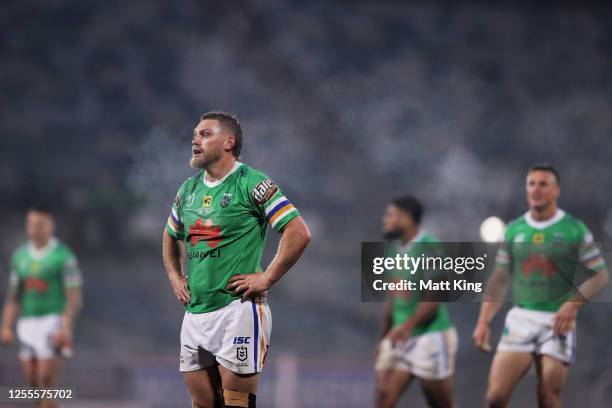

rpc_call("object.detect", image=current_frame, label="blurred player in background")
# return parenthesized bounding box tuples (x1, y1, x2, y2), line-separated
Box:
(473, 163, 608, 408)
(162, 111, 311, 408)
(0, 205, 82, 408)
(375, 196, 457, 408)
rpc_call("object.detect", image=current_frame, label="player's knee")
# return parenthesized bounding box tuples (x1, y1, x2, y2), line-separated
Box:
(223, 389, 256, 408)
(375, 387, 395, 408)
(485, 388, 508, 408)
(191, 394, 216, 408)
(537, 384, 561, 408)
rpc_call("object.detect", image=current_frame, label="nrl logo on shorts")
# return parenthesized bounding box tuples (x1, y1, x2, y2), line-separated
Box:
(220, 193, 232, 208)
(236, 346, 248, 362)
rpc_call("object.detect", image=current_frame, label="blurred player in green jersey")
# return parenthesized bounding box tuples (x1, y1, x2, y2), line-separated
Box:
(375, 196, 457, 408)
(162, 111, 311, 408)
(1, 205, 82, 408)
(473, 163, 608, 408)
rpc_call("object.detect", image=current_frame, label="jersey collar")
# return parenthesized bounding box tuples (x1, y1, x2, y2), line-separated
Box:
(524, 208, 565, 230)
(27, 237, 58, 260)
(203, 161, 243, 188)
(399, 229, 426, 253)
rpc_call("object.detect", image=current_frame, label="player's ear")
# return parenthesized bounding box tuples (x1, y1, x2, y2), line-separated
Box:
(225, 134, 235, 152)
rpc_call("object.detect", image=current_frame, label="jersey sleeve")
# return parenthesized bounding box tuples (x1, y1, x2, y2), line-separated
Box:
(8, 254, 20, 290)
(577, 223, 606, 273)
(494, 227, 512, 274)
(62, 249, 82, 288)
(166, 179, 188, 240)
(246, 169, 300, 233)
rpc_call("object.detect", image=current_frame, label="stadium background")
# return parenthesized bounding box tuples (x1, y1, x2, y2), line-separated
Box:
(1, 0, 612, 406)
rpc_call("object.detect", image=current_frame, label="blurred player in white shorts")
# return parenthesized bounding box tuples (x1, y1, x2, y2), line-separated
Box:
(473, 164, 608, 408)
(375, 196, 457, 408)
(1, 205, 82, 408)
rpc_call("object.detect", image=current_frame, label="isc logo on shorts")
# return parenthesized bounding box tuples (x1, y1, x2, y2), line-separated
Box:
(233, 336, 251, 344)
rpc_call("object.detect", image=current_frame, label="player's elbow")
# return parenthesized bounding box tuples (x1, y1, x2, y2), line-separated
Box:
(285, 217, 312, 248)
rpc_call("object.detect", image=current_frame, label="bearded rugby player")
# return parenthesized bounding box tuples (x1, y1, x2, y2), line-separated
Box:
(162, 112, 311, 408)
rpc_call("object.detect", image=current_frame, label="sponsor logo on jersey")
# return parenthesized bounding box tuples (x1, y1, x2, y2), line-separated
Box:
(187, 248, 222, 259)
(514, 233, 525, 243)
(220, 193, 232, 208)
(233, 336, 251, 344)
(203, 196, 213, 208)
(252, 179, 278, 205)
(24, 277, 49, 292)
(236, 346, 248, 362)
(189, 218, 223, 248)
(521, 254, 557, 277)
(532, 232, 545, 243)
(174, 195, 181, 209)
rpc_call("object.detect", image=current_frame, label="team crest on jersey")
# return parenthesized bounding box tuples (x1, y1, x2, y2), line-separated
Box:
(252, 179, 278, 205)
(236, 346, 248, 362)
(220, 193, 232, 208)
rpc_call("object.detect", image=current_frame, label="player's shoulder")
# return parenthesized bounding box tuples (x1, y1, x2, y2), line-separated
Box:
(559, 210, 592, 237)
(54, 240, 76, 258)
(235, 163, 269, 183)
(420, 231, 439, 243)
(11, 244, 28, 259)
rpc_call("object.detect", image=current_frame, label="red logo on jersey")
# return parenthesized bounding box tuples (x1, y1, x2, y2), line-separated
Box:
(24, 277, 49, 292)
(189, 218, 223, 248)
(521, 254, 557, 277)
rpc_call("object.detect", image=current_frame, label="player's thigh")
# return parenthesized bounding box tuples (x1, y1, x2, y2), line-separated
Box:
(487, 351, 532, 402)
(419, 377, 454, 408)
(535, 355, 568, 396)
(218, 364, 260, 394)
(375, 368, 413, 408)
(36, 357, 63, 387)
(184, 366, 223, 408)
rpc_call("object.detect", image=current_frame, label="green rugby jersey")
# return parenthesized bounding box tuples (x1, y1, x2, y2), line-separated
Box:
(9, 238, 81, 317)
(495, 209, 606, 312)
(166, 162, 300, 314)
(389, 231, 453, 336)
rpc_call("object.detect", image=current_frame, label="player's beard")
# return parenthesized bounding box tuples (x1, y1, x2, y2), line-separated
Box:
(189, 149, 222, 169)
(383, 228, 403, 240)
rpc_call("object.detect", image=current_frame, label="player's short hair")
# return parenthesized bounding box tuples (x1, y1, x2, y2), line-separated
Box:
(200, 111, 243, 158)
(391, 195, 423, 225)
(27, 203, 53, 216)
(528, 162, 560, 185)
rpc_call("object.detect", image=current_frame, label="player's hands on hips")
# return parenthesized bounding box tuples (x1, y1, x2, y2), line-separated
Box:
(473, 321, 492, 352)
(227, 272, 272, 301)
(0, 326, 15, 346)
(386, 324, 412, 346)
(170, 275, 190, 305)
(553, 302, 578, 336)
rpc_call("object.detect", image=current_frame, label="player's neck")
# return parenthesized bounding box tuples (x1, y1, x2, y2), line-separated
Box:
(529, 204, 558, 222)
(400, 227, 419, 246)
(204, 156, 236, 182)
(31, 237, 52, 250)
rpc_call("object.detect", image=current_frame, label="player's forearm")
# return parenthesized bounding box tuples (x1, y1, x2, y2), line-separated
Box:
(478, 267, 509, 324)
(62, 289, 82, 334)
(568, 267, 609, 307)
(379, 301, 392, 339)
(162, 230, 184, 281)
(477, 301, 502, 326)
(1, 300, 20, 330)
(402, 301, 439, 331)
(264, 217, 311, 286)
